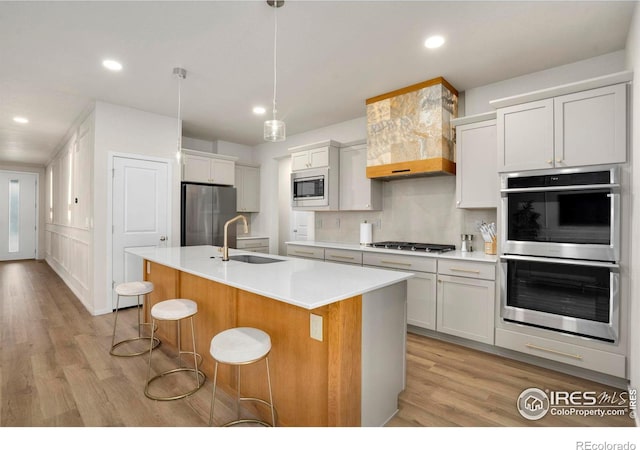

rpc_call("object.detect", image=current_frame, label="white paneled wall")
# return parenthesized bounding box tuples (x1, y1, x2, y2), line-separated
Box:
(45, 112, 94, 311)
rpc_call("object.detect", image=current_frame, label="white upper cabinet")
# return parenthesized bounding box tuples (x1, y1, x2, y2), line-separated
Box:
(495, 80, 628, 172)
(453, 114, 498, 209)
(289, 141, 339, 171)
(497, 99, 554, 172)
(554, 84, 627, 168)
(235, 163, 260, 212)
(182, 150, 236, 185)
(339, 144, 382, 211)
(291, 146, 330, 171)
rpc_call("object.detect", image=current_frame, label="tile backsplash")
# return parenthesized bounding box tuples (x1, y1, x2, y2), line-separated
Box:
(315, 176, 497, 248)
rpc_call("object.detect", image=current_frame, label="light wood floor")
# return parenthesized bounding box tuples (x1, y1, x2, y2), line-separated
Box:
(0, 260, 634, 427)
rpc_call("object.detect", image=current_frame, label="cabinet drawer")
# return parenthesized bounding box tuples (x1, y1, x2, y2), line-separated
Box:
(363, 252, 436, 273)
(437, 259, 495, 280)
(236, 238, 269, 250)
(287, 245, 324, 260)
(495, 328, 625, 378)
(325, 249, 363, 265)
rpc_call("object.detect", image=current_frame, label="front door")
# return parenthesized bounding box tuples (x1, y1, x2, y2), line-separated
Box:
(112, 156, 169, 309)
(0, 171, 37, 261)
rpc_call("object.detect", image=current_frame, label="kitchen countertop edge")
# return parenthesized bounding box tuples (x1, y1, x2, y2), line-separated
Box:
(126, 245, 413, 310)
(286, 240, 499, 263)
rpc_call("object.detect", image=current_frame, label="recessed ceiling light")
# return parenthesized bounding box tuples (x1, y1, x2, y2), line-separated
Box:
(102, 59, 123, 71)
(13, 116, 29, 124)
(253, 106, 266, 115)
(424, 35, 445, 49)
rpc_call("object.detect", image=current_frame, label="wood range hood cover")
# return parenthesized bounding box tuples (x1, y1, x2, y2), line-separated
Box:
(365, 77, 458, 179)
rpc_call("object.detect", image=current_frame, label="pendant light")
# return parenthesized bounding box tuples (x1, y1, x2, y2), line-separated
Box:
(264, 0, 286, 142)
(173, 67, 187, 161)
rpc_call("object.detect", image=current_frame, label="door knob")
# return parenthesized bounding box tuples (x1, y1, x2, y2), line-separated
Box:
(159, 236, 167, 241)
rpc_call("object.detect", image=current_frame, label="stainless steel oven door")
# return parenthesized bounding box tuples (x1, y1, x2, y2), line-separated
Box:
(500, 254, 619, 342)
(500, 165, 620, 262)
(291, 168, 328, 208)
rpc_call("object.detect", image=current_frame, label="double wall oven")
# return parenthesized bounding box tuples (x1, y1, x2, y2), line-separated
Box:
(500, 165, 621, 342)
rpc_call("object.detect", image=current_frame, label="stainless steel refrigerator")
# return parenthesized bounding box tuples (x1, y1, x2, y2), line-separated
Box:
(181, 183, 237, 247)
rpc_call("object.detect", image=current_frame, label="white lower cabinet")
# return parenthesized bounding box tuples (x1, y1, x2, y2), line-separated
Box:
(286, 244, 325, 260)
(363, 252, 437, 330)
(436, 274, 495, 344)
(236, 238, 269, 254)
(435, 258, 496, 344)
(407, 272, 437, 330)
(495, 328, 625, 378)
(324, 248, 363, 265)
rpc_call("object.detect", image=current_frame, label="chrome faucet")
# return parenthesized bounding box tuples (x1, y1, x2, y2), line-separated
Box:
(221, 214, 248, 261)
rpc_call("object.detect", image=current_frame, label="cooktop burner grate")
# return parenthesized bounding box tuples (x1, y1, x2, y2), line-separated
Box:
(369, 241, 455, 253)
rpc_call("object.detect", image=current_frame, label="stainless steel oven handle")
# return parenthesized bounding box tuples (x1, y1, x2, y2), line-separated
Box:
(499, 254, 619, 269)
(500, 183, 620, 194)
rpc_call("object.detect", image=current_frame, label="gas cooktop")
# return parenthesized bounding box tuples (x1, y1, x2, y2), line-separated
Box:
(369, 241, 456, 253)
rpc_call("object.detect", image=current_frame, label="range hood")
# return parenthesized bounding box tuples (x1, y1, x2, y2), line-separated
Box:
(365, 77, 458, 179)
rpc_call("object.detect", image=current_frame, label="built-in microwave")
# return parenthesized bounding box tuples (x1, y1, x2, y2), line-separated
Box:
(500, 165, 620, 262)
(291, 167, 338, 210)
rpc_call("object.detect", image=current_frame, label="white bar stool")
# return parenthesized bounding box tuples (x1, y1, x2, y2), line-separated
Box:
(145, 299, 205, 401)
(110, 281, 160, 357)
(208, 327, 276, 427)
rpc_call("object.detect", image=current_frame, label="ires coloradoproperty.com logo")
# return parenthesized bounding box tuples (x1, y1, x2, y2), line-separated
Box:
(517, 387, 637, 421)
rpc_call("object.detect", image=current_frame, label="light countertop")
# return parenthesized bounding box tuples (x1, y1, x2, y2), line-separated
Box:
(126, 245, 412, 310)
(285, 240, 499, 263)
(237, 235, 269, 240)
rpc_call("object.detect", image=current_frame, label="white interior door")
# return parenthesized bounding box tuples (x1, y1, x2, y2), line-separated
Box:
(0, 171, 37, 261)
(112, 157, 168, 309)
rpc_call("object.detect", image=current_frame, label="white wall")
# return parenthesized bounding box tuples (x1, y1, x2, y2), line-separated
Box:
(464, 50, 627, 115)
(92, 102, 180, 315)
(625, 2, 640, 398)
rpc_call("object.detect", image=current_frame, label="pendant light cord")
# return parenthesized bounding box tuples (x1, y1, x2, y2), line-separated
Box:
(272, 4, 278, 120)
(177, 74, 182, 152)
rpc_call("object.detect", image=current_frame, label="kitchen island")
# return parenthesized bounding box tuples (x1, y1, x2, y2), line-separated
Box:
(126, 245, 411, 427)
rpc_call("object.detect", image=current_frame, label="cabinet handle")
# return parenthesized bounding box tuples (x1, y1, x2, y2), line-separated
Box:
(329, 254, 355, 260)
(380, 260, 412, 267)
(556, 158, 563, 163)
(525, 343, 582, 360)
(450, 267, 481, 274)
(294, 250, 314, 255)
(546, 160, 553, 165)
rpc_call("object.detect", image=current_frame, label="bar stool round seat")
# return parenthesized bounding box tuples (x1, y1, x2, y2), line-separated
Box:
(110, 281, 160, 357)
(209, 327, 276, 427)
(145, 299, 205, 401)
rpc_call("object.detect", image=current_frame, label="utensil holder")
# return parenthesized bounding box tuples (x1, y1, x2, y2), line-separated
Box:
(484, 238, 497, 255)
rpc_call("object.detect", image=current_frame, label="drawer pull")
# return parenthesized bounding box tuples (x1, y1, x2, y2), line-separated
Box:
(450, 267, 481, 274)
(380, 260, 412, 267)
(294, 250, 315, 255)
(525, 343, 583, 360)
(329, 255, 355, 260)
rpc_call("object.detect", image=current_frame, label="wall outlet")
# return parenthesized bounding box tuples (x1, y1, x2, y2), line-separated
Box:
(335, 218, 340, 228)
(376, 219, 382, 229)
(310, 313, 323, 341)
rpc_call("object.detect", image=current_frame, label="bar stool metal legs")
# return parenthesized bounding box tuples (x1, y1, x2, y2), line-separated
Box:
(209, 327, 276, 427)
(110, 281, 160, 357)
(144, 299, 205, 401)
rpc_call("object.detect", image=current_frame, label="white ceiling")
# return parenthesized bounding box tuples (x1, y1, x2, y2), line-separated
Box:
(0, 0, 636, 165)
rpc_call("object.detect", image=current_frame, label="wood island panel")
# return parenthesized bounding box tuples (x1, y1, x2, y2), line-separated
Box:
(143, 260, 363, 427)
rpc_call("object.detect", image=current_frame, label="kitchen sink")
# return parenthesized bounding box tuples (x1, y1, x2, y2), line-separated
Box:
(228, 255, 284, 264)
